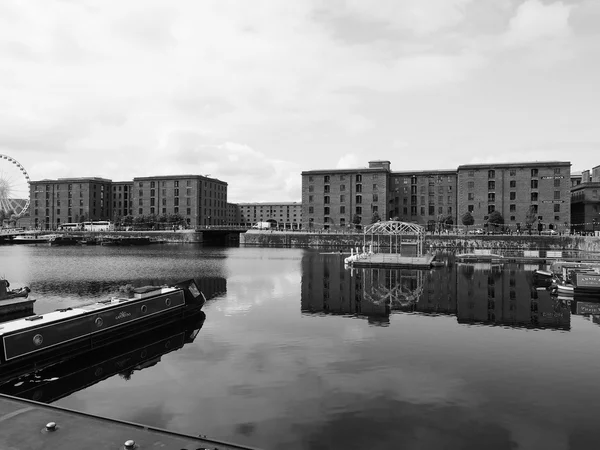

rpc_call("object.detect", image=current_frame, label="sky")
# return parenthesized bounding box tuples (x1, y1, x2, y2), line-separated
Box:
(1, 0, 599, 202)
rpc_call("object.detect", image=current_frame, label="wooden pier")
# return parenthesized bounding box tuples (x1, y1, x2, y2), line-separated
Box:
(348, 253, 435, 269)
(0, 393, 259, 450)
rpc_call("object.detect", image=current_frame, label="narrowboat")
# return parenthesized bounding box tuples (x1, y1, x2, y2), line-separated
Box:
(0, 310, 206, 402)
(0, 279, 206, 371)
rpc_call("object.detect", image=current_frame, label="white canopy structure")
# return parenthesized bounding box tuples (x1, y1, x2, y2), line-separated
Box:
(363, 221, 426, 257)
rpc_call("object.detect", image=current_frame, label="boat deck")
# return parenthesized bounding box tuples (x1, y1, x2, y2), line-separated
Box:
(348, 254, 435, 269)
(0, 393, 259, 450)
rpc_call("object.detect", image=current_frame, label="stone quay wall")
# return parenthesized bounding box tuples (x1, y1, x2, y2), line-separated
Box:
(241, 230, 600, 253)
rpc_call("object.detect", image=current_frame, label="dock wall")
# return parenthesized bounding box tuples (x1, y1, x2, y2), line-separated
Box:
(241, 231, 600, 253)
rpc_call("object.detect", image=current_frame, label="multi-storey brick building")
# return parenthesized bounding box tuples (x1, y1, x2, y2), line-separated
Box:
(132, 175, 227, 228)
(236, 202, 302, 229)
(571, 164, 600, 234)
(302, 160, 573, 232)
(301, 160, 391, 230)
(457, 162, 571, 232)
(110, 181, 133, 222)
(388, 170, 458, 229)
(29, 177, 112, 229)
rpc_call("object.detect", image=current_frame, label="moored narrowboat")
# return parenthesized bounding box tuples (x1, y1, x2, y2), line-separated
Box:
(0, 310, 206, 401)
(0, 279, 206, 370)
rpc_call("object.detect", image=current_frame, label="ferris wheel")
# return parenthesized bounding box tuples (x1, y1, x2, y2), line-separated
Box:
(0, 154, 30, 218)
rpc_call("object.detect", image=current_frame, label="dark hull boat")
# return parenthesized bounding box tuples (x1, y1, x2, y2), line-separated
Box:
(0, 279, 205, 374)
(0, 310, 206, 402)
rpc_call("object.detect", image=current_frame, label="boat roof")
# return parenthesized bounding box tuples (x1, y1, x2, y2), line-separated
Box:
(0, 287, 179, 336)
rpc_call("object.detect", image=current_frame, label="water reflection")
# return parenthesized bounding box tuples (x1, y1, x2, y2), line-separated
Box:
(301, 253, 572, 331)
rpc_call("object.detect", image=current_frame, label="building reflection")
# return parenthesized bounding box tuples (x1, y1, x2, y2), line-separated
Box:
(301, 253, 391, 326)
(456, 263, 570, 330)
(301, 253, 571, 330)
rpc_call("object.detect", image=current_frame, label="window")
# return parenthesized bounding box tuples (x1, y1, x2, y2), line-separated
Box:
(356, 207, 362, 214)
(531, 192, 538, 201)
(467, 181, 474, 189)
(308, 206, 314, 213)
(150, 181, 155, 188)
(488, 170, 495, 178)
(356, 174, 362, 182)
(139, 190, 143, 197)
(555, 215, 560, 221)
(138, 182, 143, 187)
(554, 179, 561, 187)
(488, 193, 495, 202)
(174, 181, 179, 187)
(356, 195, 362, 204)
(488, 205, 495, 214)
(373, 184, 378, 190)
(356, 184, 362, 193)
(488, 181, 495, 190)
(324, 175, 330, 183)
(340, 175, 345, 181)
(308, 185, 314, 192)
(531, 205, 538, 213)
(554, 204, 560, 212)
(510, 169, 516, 176)
(308, 176, 313, 182)
(510, 216, 515, 221)
(429, 205, 435, 215)
(531, 180, 538, 189)
(554, 168, 561, 174)
(340, 184, 345, 191)
(508, 180, 516, 188)
(468, 205, 474, 212)
(324, 207, 330, 215)
(373, 194, 378, 202)
(324, 196, 330, 204)
(554, 191, 561, 200)
(340, 206, 345, 214)
(373, 205, 379, 213)
(139, 208, 143, 214)
(340, 195, 345, 202)
(174, 188, 179, 197)
(308, 195, 313, 203)
(468, 171, 474, 177)
(531, 169, 538, 177)
(438, 186, 444, 194)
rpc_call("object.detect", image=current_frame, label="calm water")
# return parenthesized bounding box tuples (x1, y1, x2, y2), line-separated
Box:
(2, 244, 600, 450)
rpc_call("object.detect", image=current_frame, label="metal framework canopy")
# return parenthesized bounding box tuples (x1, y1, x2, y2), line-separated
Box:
(363, 220, 426, 257)
(364, 221, 425, 236)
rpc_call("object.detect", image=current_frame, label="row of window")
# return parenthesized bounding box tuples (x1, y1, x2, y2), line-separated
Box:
(466, 204, 562, 214)
(467, 191, 562, 202)
(138, 180, 225, 190)
(307, 194, 379, 203)
(308, 184, 379, 193)
(468, 168, 561, 178)
(310, 174, 371, 183)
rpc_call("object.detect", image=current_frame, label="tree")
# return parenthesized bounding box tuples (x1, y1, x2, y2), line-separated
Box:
(352, 214, 362, 230)
(488, 211, 504, 232)
(461, 211, 474, 233)
(437, 214, 453, 232)
(371, 212, 381, 224)
(525, 206, 537, 235)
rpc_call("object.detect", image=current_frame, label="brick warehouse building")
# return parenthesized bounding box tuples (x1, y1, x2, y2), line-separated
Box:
(29, 174, 227, 230)
(301, 161, 391, 230)
(236, 202, 302, 229)
(29, 177, 112, 229)
(570, 164, 600, 234)
(133, 175, 227, 228)
(302, 160, 572, 232)
(457, 162, 571, 233)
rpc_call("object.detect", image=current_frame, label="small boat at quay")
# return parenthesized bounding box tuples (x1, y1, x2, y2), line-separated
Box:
(0, 279, 206, 372)
(0, 280, 34, 318)
(0, 310, 206, 400)
(11, 234, 59, 244)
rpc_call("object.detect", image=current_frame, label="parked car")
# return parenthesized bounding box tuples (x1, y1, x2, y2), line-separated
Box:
(541, 229, 559, 235)
(468, 228, 485, 235)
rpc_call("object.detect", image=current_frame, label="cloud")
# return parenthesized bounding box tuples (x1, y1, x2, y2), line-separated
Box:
(503, 0, 573, 47)
(336, 154, 361, 169)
